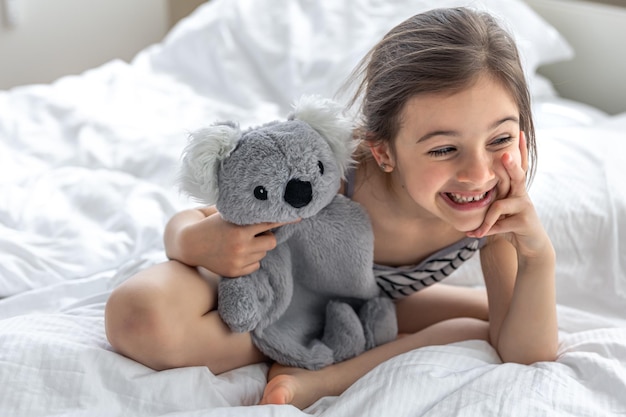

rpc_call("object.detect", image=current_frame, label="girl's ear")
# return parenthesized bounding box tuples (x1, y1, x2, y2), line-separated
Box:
(369, 139, 395, 172)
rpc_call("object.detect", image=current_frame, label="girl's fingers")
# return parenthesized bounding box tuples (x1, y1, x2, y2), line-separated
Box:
(251, 219, 301, 236)
(467, 134, 538, 244)
(476, 215, 519, 238)
(249, 220, 299, 254)
(219, 219, 301, 276)
(503, 152, 527, 198)
(251, 232, 279, 252)
(519, 131, 529, 173)
(468, 197, 523, 238)
(503, 131, 529, 197)
(222, 248, 269, 277)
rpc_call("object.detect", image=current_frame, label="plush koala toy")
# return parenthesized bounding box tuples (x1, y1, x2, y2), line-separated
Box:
(179, 96, 397, 370)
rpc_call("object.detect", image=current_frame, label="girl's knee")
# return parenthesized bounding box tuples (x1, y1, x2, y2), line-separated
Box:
(455, 317, 490, 341)
(105, 281, 185, 370)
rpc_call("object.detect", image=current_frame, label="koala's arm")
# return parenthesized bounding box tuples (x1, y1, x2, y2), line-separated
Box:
(218, 272, 265, 333)
(219, 246, 294, 332)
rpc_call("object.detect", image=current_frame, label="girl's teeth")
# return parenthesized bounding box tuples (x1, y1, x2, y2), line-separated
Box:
(448, 192, 487, 203)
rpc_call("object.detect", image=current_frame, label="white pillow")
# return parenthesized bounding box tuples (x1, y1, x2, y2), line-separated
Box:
(139, 0, 573, 115)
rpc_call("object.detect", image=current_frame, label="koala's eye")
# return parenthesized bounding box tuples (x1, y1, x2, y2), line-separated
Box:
(254, 186, 268, 200)
(318, 161, 324, 175)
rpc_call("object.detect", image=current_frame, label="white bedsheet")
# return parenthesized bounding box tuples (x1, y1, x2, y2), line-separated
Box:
(1, 0, 625, 415)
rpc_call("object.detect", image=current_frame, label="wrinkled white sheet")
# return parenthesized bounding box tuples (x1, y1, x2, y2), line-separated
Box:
(1, 0, 625, 416)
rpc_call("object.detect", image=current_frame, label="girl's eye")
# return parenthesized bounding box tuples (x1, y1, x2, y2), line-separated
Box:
(491, 135, 514, 146)
(428, 147, 455, 157)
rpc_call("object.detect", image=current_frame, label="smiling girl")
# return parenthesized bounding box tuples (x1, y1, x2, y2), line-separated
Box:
(104, 6, 558, 411)
(258, 7, 558, 407)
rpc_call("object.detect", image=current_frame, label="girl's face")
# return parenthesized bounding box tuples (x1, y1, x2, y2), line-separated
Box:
(372, 75, 526, 232)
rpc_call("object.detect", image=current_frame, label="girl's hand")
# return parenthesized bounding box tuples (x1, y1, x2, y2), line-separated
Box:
(167, 207, 298, 277)
(467, 132, 550, 258)
(474, 133, 558, 364)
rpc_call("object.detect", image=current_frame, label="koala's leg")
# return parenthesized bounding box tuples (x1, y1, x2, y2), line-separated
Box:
(358, 297, 398, 350)
(252, 325, 334, 371)
(322, 300, 366, 363)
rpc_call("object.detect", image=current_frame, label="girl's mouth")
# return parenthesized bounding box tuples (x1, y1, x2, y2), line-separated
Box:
(442, 188, 494, 210)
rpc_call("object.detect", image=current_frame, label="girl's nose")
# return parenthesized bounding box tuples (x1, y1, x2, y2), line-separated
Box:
(456, 153, 495, 185)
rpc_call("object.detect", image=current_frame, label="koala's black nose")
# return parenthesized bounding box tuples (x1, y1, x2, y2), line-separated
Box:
(284, 179, 312, 208)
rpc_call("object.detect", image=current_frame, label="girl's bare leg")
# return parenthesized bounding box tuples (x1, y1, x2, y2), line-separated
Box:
(394, 284, 489, 334)
(260, 284, 490, 409)
(105, 260, 266, 374)
(261, 317, 489, 409)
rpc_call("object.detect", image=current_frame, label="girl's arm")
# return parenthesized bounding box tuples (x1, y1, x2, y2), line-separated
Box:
(164, 206, 217, 266)
(480, 235, 557, 364)
(163, 206, 290, 278)
(469, 132, 558, 364)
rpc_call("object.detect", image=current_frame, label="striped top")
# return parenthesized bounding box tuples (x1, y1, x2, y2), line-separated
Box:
(344, 168, 486, 300)
(373, 237, 485, 300)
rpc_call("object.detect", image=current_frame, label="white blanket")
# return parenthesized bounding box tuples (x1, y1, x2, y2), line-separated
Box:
(1, 0, 625, 415)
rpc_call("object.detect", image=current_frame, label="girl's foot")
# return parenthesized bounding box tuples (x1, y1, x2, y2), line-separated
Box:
(259, 364, 331, 409)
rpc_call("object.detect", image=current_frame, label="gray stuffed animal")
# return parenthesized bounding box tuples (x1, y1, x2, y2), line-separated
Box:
(179, 96, 397, 370)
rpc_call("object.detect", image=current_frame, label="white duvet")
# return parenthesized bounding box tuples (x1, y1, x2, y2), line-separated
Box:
(1, 0, 625, 416)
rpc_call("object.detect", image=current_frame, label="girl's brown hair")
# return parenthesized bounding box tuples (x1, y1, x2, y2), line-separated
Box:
(345, 7, 537, 183)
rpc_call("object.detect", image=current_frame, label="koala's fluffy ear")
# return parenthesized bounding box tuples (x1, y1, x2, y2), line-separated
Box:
(289, 95, 357, 177)
(179, 122, 241, 205)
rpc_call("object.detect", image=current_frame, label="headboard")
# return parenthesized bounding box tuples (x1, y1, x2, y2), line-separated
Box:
(525, 0, 626, 115)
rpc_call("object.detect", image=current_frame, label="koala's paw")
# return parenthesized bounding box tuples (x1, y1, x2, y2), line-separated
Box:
(359, 297, 398, 349)
(218, 278, 261, 333)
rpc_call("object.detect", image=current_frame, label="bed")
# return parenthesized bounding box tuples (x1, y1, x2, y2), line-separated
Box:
(1, 0, 625, 415)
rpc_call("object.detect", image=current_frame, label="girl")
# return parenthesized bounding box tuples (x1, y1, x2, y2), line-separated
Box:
(105, 7, 558, 410)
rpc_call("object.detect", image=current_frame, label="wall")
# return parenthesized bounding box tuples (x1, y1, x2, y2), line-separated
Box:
(169, 0, 206, 27)
(3, 0, 624, 115)
(526, 0, 626, 115)
(0, 0, 170, 89)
